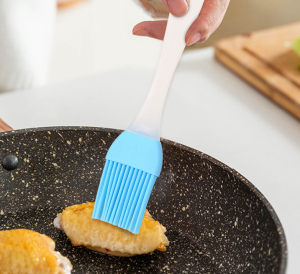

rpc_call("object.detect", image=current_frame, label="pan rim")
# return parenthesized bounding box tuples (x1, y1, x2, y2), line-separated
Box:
(0, 126, 288, 273)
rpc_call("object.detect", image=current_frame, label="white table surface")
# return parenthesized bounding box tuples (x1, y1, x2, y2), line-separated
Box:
(0, 46, 299, 273)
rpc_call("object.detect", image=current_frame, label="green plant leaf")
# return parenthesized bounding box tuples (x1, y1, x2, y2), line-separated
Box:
(291, 36, 300, 56)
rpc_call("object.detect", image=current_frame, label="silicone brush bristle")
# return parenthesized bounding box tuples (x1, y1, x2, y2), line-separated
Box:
(92, 160, 157, 234)
(92, 130, 163, 234)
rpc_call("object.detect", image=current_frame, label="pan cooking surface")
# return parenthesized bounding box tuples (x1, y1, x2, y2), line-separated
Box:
(0, 207, 218, 273)
(0, 127, 287, 273)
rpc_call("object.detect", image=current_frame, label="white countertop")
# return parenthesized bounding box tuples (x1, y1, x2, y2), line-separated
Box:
(1, 47, 299, 272)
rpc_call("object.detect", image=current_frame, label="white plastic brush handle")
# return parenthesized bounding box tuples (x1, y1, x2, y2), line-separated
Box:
(128, 0, 204, 141)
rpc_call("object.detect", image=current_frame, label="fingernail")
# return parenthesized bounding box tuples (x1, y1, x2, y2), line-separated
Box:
(166, 0, 188, 16)
(132, 27, 149, 36)
(186, 32, 201, 46)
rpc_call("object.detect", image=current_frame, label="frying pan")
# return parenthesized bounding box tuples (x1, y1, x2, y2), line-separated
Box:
(0, 119, 287, 273)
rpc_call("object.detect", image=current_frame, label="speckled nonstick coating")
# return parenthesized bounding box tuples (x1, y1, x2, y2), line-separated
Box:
(0, 127, 287, 273)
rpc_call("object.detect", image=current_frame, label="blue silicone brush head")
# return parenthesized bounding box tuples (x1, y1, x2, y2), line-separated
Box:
(92, 131, 163, 234)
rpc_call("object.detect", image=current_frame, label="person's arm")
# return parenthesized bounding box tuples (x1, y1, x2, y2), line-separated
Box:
(133, 0, 230, 46)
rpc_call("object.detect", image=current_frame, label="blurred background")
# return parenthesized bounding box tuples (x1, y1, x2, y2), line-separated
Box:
(0, 0, 299, 90)
(204, 0, 300, 45)
(50, 0, 300, 85)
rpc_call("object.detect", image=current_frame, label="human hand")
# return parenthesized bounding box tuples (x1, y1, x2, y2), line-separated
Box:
(133, 0, 230, 46)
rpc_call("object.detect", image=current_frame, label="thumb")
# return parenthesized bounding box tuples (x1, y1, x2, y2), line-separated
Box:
(160, 0, 189, 17)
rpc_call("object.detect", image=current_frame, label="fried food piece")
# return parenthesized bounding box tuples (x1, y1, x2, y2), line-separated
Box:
(0, 229, 72, 274)
(54, 202, 169, 257)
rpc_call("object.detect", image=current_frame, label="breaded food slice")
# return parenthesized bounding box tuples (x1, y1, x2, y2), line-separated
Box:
(0, 229, 72, 274)
(54, 202, 169, 257)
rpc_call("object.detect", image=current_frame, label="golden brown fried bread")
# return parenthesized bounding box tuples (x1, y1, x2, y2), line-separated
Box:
(54, 202, 169, 257)
(0, 229, 72, 274)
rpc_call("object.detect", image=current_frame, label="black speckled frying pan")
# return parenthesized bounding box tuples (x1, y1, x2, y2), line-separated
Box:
(0, 122, 287, 273)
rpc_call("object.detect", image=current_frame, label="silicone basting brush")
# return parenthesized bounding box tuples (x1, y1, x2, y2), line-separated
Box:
(92, 0, 204, 234)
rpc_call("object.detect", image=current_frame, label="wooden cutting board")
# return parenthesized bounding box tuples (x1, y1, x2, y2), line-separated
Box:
(214, 22, 300, 120)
